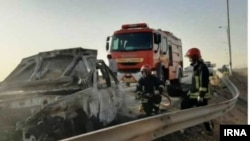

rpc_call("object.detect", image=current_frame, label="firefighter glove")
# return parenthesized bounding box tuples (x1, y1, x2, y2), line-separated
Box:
(155, 90, 160, 95)
(135, 91, 142, 100)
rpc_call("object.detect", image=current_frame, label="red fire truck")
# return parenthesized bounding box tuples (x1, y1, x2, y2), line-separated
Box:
(106, 23, 183, 86)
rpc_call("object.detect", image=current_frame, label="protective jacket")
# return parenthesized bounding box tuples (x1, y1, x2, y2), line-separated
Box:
(188, 60, 211, 99)
(136, 75, 164, 96)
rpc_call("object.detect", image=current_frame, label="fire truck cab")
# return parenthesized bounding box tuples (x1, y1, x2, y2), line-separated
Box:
(106, 23, 183, 86)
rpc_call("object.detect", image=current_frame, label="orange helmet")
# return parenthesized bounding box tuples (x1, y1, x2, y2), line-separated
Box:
(140, 64, 151, 73)
(185, 48, 201, 59)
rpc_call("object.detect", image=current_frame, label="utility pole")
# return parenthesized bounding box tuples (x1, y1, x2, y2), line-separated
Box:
(227, 0, 233, 75)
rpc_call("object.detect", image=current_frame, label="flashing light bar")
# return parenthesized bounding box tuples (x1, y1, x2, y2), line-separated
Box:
(121, 23, 148, 29)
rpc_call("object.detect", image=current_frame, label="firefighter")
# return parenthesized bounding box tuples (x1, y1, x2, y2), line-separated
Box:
(107, 54, 118, 76)
(136, 64, 164, 116)
(181, 47, 214, 132)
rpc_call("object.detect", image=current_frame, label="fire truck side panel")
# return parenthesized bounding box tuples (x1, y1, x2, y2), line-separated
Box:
(157, 30, 183, 82)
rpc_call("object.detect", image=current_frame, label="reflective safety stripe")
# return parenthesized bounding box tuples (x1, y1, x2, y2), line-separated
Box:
(137, 91, 142, 94)
(195, 76, 199, 89)
(189, 95, 212, 99)
(154, 104, 160, 107)
(159, 85, 164, 89)
(199, 87, 207, 91)
(204, 94, 212, 99)
(188, 92, 199, 98)
(188, 92, 212, 99)
(141, 98, 148, 103)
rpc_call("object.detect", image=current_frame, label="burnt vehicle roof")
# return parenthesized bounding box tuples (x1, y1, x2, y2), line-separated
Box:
(0, 47, 97, 95)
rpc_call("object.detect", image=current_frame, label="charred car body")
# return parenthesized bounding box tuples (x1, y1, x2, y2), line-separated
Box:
(0, 48, 131, 141)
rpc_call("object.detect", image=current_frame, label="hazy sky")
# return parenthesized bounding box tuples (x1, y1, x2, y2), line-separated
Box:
(0, 0, 247, 81)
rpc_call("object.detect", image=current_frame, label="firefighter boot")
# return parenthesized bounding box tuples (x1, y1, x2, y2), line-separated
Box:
(153, 104, 160, 114)
(203, 120, 214, 136)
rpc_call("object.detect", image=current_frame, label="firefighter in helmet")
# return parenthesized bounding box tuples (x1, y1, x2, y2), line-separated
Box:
(136, 64, 164, 116)
(181, 47, 214, 132)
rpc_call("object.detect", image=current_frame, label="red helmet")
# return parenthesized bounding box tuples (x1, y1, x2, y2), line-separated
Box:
(140, 64, 151, 73)
(185, 48, 201, 59)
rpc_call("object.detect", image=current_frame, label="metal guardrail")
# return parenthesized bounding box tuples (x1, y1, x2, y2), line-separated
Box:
(61, 71, 239, 141)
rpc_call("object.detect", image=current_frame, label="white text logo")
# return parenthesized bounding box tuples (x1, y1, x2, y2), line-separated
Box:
(224, 129, 247, 136)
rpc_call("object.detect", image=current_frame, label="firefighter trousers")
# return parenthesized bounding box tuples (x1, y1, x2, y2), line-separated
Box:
(181, 98, 214, 131)
(142, 95, 162, 116)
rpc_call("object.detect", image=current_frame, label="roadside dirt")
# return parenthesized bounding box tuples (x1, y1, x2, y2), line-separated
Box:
(157, 68, 248, 141)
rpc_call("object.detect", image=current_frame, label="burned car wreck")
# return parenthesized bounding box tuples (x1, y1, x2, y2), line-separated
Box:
(0, 48, 131, 141)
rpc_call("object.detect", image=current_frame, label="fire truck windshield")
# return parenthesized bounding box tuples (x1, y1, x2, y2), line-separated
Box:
(111, 32, 152, 51)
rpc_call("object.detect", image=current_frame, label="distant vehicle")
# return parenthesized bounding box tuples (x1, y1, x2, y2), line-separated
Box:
(219, 64, 230, 73)
(106, 23, 183, 86)
(204, 61, 216, 76)
(0, 48, 131, 141)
